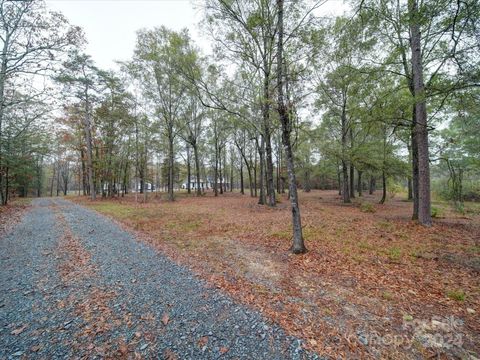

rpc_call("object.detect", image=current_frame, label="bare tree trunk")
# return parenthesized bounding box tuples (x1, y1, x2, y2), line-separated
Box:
(193, 144, 201, 196)
(253, 151, 257, 197)
(257, 138, 266, 205)
(50, 161, 56, 197)
(167, 133, 174, 201)
(369, 176, 375, 195)
(214, 142, 219, 197)
(357, 170, 362, 197)
(83, 89, 96, 200)
(240, 157, 244, 195)
(230, 146, 234, 192)
(379, 170, 387, 204)
(411, 112, 419, 218)
(186, 144, 191, 194)
(276, 0, 306, 254)
(349, 164, 355, 198)
(219, 145, 223, 195)
(409, 0, 431, 226)
(341, 107, 350, 203)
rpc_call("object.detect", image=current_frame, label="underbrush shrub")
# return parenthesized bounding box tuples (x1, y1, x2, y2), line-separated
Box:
(431, 206, 443, 218)
(360, 202, 376, 213)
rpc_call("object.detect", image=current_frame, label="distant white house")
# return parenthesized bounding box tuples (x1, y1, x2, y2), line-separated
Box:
(135, 182, 155, 192)
(181, 177, 211, 190)
(181, 177, 229, 190)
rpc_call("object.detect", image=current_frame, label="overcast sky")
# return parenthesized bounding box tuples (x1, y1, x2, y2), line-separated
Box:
(45, 0, 347, 71)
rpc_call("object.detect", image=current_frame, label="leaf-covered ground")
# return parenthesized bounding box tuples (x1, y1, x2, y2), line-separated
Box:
(0, 198, 31, 236)
(72, 190, 480, 359)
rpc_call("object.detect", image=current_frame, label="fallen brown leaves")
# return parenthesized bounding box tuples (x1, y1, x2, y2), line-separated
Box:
(72, 190, 480, 359)
(0, 198, 30, 236)
(52, 205, 132, 358)
(11, 325, 27, 335)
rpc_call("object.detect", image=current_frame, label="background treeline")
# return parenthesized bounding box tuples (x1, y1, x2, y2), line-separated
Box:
(1, 0, 479, 247)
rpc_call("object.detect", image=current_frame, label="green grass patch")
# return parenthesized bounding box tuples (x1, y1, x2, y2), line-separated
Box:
(359, 202, 376, 213)
(382, 291, 394, 301)
(446, 289, 466, 301)
(387, 247, 402, 262)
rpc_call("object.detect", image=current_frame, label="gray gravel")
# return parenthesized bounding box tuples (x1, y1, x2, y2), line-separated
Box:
(1, 198, 323, 359)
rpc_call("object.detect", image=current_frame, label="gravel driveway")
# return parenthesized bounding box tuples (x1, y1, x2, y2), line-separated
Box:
(0, 198, 320, 359)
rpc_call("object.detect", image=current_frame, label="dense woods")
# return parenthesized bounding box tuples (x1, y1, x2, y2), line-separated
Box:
(1, 0, 479, 242)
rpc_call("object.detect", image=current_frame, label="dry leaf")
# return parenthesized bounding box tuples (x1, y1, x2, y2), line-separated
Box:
(161, 313, 169, 326)
(197, 336, 208, 347)
(11, 325, 27, 335)
(219, 347, 229, 354)
(30, 345, 42, 352)
(163, 348, 178, 360)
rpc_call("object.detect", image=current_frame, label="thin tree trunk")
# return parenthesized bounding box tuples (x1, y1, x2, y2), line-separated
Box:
(409, 0, 431, 225)
(168, 133, 174, 201)
(253, 151, 257, 197)
(186, 145, 191, 194)
(276, 0, 306, 253)
(369, 176, 375, 195)
(193, 144, 201, 196)
(349, 164, 355, 198)
(379, 170, 387, 204)
(83, 91, 96, 200)
(341, 107, 350, 203)
(230, 147, 234, 192)
(357, 170, 362, 197)
(257, 138, 265, 205)
(411, 112, 419, 218)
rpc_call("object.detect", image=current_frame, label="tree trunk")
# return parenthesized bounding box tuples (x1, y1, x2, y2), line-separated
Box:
(409, 0, 431, 225)
(83, 91, 96, 200)
(240, 158, 244, 195)
(411, 112, 419, 218)
(257, 138, 266, 205)
(262, 44, 276, 208)
(193, 144, 202, 196)
(186, 145, 191, 194)
(349, 164, 355, 198)
(369, 176, 375, 195)
(50, 162, 56, 197)
(357, 170, 362, 197)
(219, 145, 223, 195)
(341, 107, 350, 203)
(253, 151, 257, 197)
(230, 147, 234, 192)
(167, 132, 174, 201)
(214, 142, 218, 197)
(277, 0, 306, 254)
(379, 170, 387, 204)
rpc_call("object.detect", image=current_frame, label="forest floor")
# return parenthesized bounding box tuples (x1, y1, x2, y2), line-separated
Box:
(0, 198, 31, 236)
(69, 190, 480, 359)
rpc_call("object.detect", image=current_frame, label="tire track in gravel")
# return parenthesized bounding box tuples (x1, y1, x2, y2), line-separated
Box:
(52, 203, 132, 358)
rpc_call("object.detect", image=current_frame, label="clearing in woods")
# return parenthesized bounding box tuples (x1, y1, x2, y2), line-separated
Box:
(71, 190, 480, 359)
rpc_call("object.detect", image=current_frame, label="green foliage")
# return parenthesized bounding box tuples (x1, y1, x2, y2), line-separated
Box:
(430, 206, 442, 218)
(360, 202, 376, 213)
(387, 247, 402, 262)
(446, 289, 466, 302)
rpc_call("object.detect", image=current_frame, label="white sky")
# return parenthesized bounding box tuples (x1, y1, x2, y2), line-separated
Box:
(45, 0, 347, 71)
